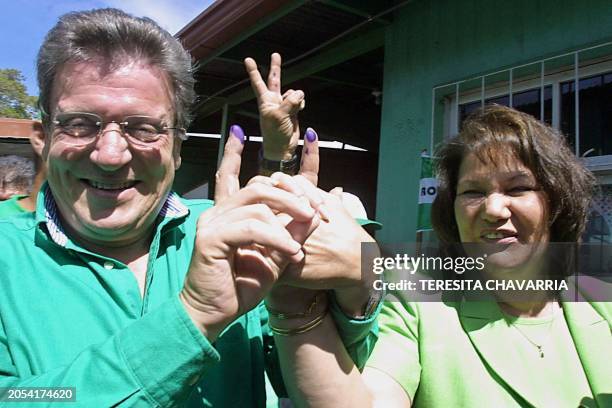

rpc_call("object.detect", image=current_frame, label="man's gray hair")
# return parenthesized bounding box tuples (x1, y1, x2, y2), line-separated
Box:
(0, 155, 35, 193)
(37, 8, 195, 131)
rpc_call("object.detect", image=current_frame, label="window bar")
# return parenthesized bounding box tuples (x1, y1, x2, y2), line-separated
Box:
(455, 82, 459, 133)
(430, 88, 435, 153)
(540, 61, 545, 121)
(481, 76, 485, 107)
(574, 52, 580, 156)
(509, 69, 513, 107)
(552, 79, 561, 131)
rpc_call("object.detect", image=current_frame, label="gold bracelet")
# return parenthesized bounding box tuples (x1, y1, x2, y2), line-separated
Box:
(268, 309, 328, 336)
(265, 292, 324, 320)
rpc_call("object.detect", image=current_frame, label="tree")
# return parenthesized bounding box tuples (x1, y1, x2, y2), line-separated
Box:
(0, 69, 38, 119)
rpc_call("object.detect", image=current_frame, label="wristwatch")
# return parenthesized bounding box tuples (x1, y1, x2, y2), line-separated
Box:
(258, 149, 299, 176)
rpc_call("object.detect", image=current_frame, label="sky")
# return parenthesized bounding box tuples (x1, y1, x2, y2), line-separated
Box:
(0, 0, 216, 95)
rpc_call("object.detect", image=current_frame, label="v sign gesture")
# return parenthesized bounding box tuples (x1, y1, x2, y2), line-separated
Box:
(245, 53, 305, 161)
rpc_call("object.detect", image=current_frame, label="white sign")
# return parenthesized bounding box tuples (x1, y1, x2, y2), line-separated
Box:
(419, 177, 438, 204)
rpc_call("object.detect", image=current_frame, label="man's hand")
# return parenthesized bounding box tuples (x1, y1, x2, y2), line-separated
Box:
(214, 125, 377, 317)
(180, 125, 319, 341)
(180, 182, 319, 342)
(245, 53, 304, 161)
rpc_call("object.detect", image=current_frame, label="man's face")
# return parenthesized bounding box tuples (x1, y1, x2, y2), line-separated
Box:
(45, 60, 182, 247)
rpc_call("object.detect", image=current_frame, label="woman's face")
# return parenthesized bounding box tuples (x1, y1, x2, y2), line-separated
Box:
(453, 152, 550, 277)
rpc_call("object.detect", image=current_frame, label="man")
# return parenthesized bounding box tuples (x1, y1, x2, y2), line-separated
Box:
(0, 154, 34, 201)
(0, 122, 46, 217)
(0, 8, 378, 407)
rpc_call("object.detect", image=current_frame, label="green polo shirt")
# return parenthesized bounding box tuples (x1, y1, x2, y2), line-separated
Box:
(0, 194, 28, 219)
(0, 185, 379, 407)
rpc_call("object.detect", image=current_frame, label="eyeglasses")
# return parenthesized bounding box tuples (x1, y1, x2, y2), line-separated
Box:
(52, 112, 187, 147)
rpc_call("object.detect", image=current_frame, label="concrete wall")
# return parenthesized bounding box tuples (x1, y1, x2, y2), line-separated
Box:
(376, 0, 612, 242)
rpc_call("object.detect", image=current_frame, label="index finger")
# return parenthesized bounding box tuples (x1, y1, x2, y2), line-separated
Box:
(214, 125, 245, 203)
(244, 57, 268, 100)
(267, 53, 282, 93)
(299, 128, 319, 186)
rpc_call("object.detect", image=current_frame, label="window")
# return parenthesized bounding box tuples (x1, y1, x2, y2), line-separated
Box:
(560, 72, 612, 156)
(459, 86, 552, 127)
(431, 41, 612, 169)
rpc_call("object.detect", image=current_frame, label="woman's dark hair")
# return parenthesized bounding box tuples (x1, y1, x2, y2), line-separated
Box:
(431, 104, 595, 244)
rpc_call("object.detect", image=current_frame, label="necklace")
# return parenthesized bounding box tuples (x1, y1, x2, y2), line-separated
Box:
(511, 324, 546, 358)
(504, 302, 557, 358)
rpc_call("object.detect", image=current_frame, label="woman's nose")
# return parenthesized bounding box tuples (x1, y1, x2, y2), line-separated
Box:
(482, 192, 512, 223)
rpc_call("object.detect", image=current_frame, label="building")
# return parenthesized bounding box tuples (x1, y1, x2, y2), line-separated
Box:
(176, 0, 612, 243)
(0, 118, 36, 159)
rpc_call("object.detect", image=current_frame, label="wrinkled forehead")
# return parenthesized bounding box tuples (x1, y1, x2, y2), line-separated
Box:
(49, 58, 174, 114)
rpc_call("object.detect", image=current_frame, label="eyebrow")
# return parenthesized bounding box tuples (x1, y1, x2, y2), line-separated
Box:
(457, 171, 535, 186)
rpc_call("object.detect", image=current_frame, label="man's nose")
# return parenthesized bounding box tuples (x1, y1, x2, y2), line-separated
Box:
(89, 126, 132, 171)
(482, 192, 512, 223)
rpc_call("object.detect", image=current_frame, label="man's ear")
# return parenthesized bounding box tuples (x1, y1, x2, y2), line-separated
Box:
(30, 121, 46, 159)
(173, 138, 182, 170)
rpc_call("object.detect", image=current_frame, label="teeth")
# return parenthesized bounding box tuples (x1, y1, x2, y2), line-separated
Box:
(88, 180, 136, 190)
(484, 232, 505, 239)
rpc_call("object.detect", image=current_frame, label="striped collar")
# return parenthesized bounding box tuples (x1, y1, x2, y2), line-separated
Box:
(41, 184, 188, 247)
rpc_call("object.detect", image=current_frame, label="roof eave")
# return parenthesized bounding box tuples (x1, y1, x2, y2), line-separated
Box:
(176, 0, 294, 61)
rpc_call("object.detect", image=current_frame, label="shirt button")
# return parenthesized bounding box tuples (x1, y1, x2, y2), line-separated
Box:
(189, 374, 200, 386)
(103, 261, 115, 270)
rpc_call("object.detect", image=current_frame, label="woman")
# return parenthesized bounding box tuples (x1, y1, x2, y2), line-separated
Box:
(359, 105, 612, 407)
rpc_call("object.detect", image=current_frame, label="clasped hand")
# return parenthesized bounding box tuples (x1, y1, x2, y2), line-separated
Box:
(180, 176, 320, 341)
(180, 52, 379, 341)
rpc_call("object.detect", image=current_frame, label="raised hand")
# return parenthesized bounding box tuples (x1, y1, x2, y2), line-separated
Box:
(180, 182, 319, 342)
(244, 53, 304, 161)
(189, 118, 321, 342)
(214, 124, 319, 202)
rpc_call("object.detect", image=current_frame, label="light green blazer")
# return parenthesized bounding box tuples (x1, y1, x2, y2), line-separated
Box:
(367, 292, 611, 407)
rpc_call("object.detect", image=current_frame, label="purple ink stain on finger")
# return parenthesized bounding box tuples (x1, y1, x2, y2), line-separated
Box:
(304, 148, 309, 155)
(305, 128, 317, 142)
(230, 125, 245, 144)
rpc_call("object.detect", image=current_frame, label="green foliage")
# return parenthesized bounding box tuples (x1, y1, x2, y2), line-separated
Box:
(0, 69, 38, 119)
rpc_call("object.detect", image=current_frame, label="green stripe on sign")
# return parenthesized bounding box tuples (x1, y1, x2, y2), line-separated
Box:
(417, 155, 437, 231)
